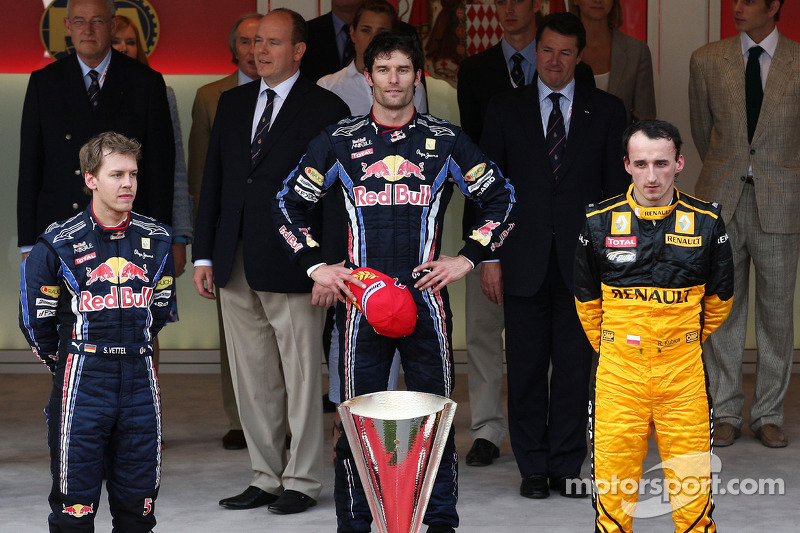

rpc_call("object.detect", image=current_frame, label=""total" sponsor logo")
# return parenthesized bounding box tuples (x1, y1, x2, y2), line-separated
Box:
(606, 236, 637, 248)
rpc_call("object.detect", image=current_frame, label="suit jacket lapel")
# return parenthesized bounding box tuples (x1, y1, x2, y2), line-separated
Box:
(250, 76, 311, 171)
(489, 44, 513, 91)
(522, 79, 553, 180)
(98, 51, 126, 119)
(239, 81, 261, 172)
(722, 37, 748, 135)
(64, 55, 94, 123)
(559, 82, 591, 181)
(754, 34, 794, 143)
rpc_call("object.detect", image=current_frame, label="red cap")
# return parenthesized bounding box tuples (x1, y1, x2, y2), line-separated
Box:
(347, 267, 417, 337)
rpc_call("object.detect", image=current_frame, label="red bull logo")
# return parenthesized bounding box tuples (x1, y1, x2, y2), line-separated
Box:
(470, 221, 501, 246)
(79, 286, 154, 312)
(360, 156, 425, 182)
(85, 258, 149, 285)
(353, 184, 431, 207)
(63, 503, 94, 518)
(279, 225, 303, 252)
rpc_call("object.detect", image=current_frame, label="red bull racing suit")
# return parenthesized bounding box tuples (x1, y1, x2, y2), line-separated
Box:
(274, 112, 516, 532)
(574, 186, 733, 532)
(19, 205, 174, 533)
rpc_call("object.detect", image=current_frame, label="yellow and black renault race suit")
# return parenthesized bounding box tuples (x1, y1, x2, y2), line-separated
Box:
(574, 185, 733, 533)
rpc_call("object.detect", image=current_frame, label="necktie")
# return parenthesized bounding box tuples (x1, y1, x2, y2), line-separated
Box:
(745, 45, 764, 144)
(87, 69, 100, 112)
(342, 25, 355, 67)
(546, 93, 566, 180)
(510, 53, 525, 88)
(251, 89, 276, 167)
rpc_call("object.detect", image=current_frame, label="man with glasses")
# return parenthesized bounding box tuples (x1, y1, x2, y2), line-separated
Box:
(18, 0, 174, 257)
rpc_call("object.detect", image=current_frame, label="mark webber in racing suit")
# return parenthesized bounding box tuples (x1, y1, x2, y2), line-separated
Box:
(273, 33, 515, 533)
(19, 133, 175, 533)
(573, 121, 733, 532)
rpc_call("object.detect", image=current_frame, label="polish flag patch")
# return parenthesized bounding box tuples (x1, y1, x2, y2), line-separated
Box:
(627, 334, 641, 346)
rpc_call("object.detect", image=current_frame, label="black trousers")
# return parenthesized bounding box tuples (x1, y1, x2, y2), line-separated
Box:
(504, 247, 593, 480)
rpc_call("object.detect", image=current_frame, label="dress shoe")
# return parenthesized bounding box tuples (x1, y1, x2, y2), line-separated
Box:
(520, 474, 549, 499)
(222, 429, 247, 450)
(426, 526, 456, 533)
(219, 486, 278, 509)
(551, 475, 590, 498)
(755, 424, 788, 448)
(713, 421, 741, 447)
(323, 393, 337, 413)
(268, 489, 317, 514)
(465, 438, 500, 467)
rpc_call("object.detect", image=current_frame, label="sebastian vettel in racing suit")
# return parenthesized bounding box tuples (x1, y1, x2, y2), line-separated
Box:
(19, 132, 175, 532)
(574, 120, 733, 532)
(273, 33, 516, 533)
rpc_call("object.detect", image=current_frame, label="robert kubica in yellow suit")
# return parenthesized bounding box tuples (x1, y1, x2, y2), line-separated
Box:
(574, 120, 734, 532)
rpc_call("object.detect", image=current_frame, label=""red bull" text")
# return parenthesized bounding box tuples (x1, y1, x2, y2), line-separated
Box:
(353, 184, 431, 207)
(79, 286, 154, 312)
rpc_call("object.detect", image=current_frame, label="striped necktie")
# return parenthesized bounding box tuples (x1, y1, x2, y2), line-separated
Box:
(546, 93, 566, 180)
(87, 69, 100, 112)
(251, 89, 276, 166)
(510, 53, 525, 88)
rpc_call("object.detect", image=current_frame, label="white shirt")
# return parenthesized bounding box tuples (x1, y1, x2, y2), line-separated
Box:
(317, 61, 428, 116)
(77, 49, 112, 91)
(251, 69, 300, 141)
(538, 77, 576, 136)
(741, 26, 779, 91)
(194, 70, 302, 268)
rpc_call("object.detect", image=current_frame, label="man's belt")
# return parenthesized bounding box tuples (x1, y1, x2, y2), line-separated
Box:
(61, 341, 154, 358)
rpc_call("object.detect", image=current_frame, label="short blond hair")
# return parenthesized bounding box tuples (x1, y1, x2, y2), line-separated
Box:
(79, 132, 141, 194)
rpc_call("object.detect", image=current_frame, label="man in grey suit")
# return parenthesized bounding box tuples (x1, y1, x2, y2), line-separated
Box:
(689, 0, 799, 448)
(187, 12, 262, 452)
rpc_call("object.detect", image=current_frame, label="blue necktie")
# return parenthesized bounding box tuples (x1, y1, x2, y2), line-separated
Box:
(510, 53, 525, 88)
(547, 93, 566, 180)
(87, 69, 100, 112)
(251, 89, 276, 167)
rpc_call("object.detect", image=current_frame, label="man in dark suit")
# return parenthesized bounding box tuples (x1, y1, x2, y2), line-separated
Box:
(456, 0, 594, 468)
(302, 0, 425, 89)
(192, 8, 349, 515)
(18, 0, 174, 253)
(480, 12, 628, 500)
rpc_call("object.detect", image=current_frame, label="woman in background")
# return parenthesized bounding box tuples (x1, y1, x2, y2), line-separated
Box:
(570, 0, 656, 124)
(112, 16, 194, 369)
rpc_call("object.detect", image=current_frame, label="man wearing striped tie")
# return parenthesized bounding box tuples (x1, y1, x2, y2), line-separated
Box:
(18, 0, 174, 260)
(192, 8, 349, 515)
(480, 11, 628, 501)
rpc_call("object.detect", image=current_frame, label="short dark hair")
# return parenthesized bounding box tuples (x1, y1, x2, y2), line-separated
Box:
(270, 8, 308, 44)
(364, 32, 423, 74)
(353, 0, 399, 31)
(622, 120, 683, 161)
(535, 12, 587, 53)
(228, 13, 263, 65)
(773, 0, 784, 22)
(79, 132, 141, 195)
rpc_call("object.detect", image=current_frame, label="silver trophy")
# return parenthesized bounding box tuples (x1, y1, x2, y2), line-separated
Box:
(338, 391, 457, 533)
